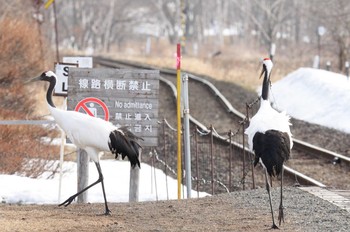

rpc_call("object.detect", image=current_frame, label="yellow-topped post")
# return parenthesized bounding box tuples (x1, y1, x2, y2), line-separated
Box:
(176, 43, 182, 199)
(44, 0, 55, 9)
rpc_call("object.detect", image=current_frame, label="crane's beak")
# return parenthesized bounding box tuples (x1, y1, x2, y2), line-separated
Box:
(24, 75, 41, 85)
(259, 66, 266, 79)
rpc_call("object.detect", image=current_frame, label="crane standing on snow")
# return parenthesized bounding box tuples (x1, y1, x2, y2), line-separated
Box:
(28, 71, 143, 215)
(245, 58, 292, 229)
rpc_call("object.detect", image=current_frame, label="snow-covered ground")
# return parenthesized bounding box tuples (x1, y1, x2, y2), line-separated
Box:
(0, 160, 208, 204)
(270, 67, 350, 134)
(1, 67, 348, 205)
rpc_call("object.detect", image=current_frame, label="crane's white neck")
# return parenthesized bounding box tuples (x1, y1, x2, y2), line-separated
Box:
(264, 59, 273, 75)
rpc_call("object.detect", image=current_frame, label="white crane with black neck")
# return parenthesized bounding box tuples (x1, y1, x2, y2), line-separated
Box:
(245, 58, 292, 229)
(28, 71, 143, 215)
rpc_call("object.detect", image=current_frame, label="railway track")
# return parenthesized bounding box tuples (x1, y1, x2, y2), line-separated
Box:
(94, 56, 350, 189)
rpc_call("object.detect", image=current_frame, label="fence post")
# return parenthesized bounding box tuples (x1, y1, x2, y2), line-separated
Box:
(210, 125, 214, 195)
(195, 126, 199, 198)
(241, 122, 246, 190)
(129, 149, 141, 202)
(228, 130, 232, 192)
(77, 149, 89, 203)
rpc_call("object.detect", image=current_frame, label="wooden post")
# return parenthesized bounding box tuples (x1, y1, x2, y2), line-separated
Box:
(77, 149, 89, 203)
(195, 127, 199, 198)
(52, 0, 60, 62)
(129, 149, 142, 202)
(210, 125, 214, 195)
(228, 130, 232, 192)
(242, 123, 246, 191)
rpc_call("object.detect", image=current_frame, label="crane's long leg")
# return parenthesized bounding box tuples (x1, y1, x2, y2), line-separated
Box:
(59, 162, 111, 215)
(265, 169, 278, 229)
(95, 162, 111, 215)
(278, 165, 285, 225)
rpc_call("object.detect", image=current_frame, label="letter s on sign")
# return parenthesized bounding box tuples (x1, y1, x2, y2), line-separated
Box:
(63, 66, 69, 76)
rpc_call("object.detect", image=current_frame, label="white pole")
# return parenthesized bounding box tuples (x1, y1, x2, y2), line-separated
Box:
(182, 73, 192, 198)
(345, 61, 349, 80)
(58, 97, 67, 203)
(313, 55, 320, 69)
(58, 129, 65, 203)
(270, 43, 276, 61)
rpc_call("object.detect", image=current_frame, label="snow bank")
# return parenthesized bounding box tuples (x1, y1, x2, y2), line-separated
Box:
(0, 160, 208, 204)
(270, 67, 350, 133)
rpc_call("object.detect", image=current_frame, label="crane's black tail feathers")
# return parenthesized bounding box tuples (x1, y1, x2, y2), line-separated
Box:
(252, 130, 291, 177)
(108, 127, 143, 168)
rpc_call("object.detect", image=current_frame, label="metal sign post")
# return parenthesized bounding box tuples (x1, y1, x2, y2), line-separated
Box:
(182, 73, 192, 198)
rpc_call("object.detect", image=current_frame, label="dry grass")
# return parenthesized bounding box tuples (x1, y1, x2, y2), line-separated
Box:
(106, 41, 308, 91)
(0, 125, 59, 177)
(0, 16, 59, 176)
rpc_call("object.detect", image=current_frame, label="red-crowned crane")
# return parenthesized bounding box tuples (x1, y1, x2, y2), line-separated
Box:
(245, 58, 292, 229)
(28, 71, 142, 215)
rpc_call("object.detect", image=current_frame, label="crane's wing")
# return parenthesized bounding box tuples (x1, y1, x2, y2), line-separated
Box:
(50, 107, 143, 167)
(252, 130, 291, 177)
(108, 127, 143, 168)
(50, 107, 114, 150)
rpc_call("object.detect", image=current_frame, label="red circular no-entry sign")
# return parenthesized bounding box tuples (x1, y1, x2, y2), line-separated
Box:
(74, 97, 109, 121)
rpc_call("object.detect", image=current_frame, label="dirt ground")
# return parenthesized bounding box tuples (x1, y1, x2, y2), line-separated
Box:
(1, 187, 350, 232)
(0, 200, 266, 232)
(0, 199, 284, 232)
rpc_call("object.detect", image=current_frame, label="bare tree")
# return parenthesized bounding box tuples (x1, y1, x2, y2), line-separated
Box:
(151, 0, 180, 44)
(232, 0, 296, 53)
(27, 0, 350, 68)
